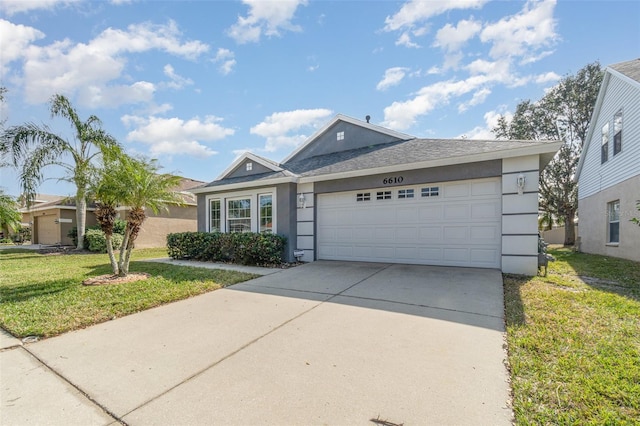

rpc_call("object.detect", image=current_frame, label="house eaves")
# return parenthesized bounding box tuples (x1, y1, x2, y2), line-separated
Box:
(189, 174, 298, 194)
(296, 140, 562, 184)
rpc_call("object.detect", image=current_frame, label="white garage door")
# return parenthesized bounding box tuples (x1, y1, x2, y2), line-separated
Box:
(317, 177, 502, 268)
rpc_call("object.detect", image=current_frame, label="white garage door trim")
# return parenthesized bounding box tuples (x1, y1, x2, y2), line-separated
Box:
(317, 177, 502, 268)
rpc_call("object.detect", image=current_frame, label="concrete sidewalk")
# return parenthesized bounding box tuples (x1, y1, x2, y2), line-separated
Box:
(1, 261, 512, 425)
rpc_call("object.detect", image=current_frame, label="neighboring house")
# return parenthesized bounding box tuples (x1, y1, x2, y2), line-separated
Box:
(20, 196, 98, 246)
(20, 177, 203, 247)
(192, 114, 561, 275)
(576, 58, 640, 261)
(119, 177, 204, 248)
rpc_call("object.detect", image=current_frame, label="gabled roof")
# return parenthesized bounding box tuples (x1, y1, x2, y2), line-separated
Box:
(215, 151, 284, 181)
(192, 136, 561, 193)
(286, 138, 560, 181)
(281, 114, 414, 164)
(576, 58, 640, 180)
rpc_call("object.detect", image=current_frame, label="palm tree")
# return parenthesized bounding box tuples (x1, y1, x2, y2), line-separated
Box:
(0, 190, 21, 239)
(1, 94, 120, 249)
(113, 156, 184, 276)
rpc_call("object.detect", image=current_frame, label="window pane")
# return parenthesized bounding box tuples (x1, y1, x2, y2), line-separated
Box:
(608, 201, 620, 243)
(601, 123, 609, 163)
(609, 223, 620, 243)
(259, 194, 273, 233)
(209, 199, 220, 232)
(614, 110, 622, 155)
(228, 198, 251, 233)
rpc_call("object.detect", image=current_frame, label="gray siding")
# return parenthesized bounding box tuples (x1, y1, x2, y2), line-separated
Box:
(314, 160, 501, 194)
(286, 122, 405, 163)
(276, 183, 298, 263)
(227, 159, 275, 179)
(197, 194, 207, 232)
(579, 73, 640, 199)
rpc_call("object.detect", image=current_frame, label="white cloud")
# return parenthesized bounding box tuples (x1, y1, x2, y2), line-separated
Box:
(384, 0, 488, 46)
(123, 115, 235, 157)
(0, 0, 79, 15)
(0, 20, 45, 70)
(535, 71, 561, 84)
(213, 48, 236, 75)
(16, 20, 208, 107)
(433, 19, 482, 52)
(458, 87, 491, 113)
(162, 64, 193, 89)
(461, 109, 512, 140)
(376, 67, 409, 91)
(480, 0, 557, 60)
(250, 108, 333, 152)
(227, 0, 308, 44)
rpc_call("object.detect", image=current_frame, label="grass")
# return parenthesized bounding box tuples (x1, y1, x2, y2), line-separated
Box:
(504, 247, 640, 424)
(0, 248, 258, 338)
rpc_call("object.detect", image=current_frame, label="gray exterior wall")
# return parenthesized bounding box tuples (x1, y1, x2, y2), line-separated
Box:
(287, 122, 405, 163)
(314, 160, 501, 194)
(196, 184, 298, 263)
(227, 159, 275, 179)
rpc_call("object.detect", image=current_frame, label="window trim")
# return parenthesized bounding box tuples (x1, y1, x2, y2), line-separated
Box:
(613, 109, 622, 156)
(601, 122, 609, 164)
(205, 187, 277, 234)
(258, 193, 273, 234)
(607, 200, 620, 245)
(209, 199, 221, 232)
(227, 197, 252, 233)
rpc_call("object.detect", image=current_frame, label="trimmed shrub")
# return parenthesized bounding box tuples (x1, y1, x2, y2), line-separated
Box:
(85, 229, 124, 253)
(68, 219, 126, 247)
(167, 232, 286, 266)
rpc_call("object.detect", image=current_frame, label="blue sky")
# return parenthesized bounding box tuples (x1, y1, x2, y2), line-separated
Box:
(1, 0, 639, 197)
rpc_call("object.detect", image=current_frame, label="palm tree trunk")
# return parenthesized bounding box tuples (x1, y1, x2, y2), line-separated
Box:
(105, 235, 119, 275)
(76, 194, 87, 250)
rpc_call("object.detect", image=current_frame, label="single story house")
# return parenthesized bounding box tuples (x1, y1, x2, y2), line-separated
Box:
(576, 58, 640, 261)
(192, 114, 561, 275)
(21, 177, 204, 247)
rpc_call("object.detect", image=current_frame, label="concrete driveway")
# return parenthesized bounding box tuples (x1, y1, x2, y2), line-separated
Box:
(2, 261, 512, 425)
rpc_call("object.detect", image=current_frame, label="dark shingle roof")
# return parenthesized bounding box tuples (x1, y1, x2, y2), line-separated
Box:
(285, 138, 554, 177)
(201, 170, 291, 188)
(610, 58, 640, 83)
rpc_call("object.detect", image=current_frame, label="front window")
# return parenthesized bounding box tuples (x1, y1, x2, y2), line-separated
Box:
(608, 200, 620, 244)
(601, 122, 609, 164)
(613, 110, 622, 155)
(227, 198, 251, 233)
(209, 199, 221, 232)
(259, 194, 273, 233)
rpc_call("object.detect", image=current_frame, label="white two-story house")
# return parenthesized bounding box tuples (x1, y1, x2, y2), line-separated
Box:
(576, 58, 640, 261)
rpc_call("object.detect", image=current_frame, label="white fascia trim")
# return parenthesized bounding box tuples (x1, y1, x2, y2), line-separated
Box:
(215, 152, 283, 181)
(576, 71, 612, 181)
(189, 176, 298, 194)
(298, 142, 562, 184)
(281, 114, 415, 163)
(20, 205, 96, 213)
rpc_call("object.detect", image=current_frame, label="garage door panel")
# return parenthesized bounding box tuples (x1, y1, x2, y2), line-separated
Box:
(317, 178, 501, 268)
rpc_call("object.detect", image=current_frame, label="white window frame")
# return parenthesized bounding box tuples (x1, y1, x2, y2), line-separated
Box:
(258, 193, 274, 234)
(337, 131, 344, 141)
(227, 197, 252, 233)
(613, 110, 622, 156)
(607, 200, 620, 244)
(209, 199, 221, 232)
(601, 122, 609, 164)
(205, 187, 277, 234)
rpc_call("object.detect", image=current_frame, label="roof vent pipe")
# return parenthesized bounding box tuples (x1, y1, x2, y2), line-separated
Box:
(365, 115, 370, 123)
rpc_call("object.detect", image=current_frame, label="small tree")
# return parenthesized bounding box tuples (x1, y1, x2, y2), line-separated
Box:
(632, 202, 640, 227)
(494, 62, 603, 246)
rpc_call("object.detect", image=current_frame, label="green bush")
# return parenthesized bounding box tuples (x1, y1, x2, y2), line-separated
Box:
(85, 229, 124, 253)
(167, 232, 286, 266)
(68, 219, 126, 247)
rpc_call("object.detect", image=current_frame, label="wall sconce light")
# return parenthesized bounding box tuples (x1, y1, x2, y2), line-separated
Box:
(516, 173, 526, 195)
(298, 193, 306, 209)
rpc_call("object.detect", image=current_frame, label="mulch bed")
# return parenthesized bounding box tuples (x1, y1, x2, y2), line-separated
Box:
(83, 273, 150, 286)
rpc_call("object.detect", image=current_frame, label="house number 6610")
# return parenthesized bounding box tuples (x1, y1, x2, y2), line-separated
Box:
(383, 176, 404, 185)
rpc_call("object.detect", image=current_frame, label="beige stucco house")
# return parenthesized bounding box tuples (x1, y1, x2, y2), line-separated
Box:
(20, 177, 204, 247)
(576, 58, 640, 261)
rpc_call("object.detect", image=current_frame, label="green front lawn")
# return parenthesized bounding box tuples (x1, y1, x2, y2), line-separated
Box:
(0, 248, 258, 338)
(505, 248, 640, 424)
